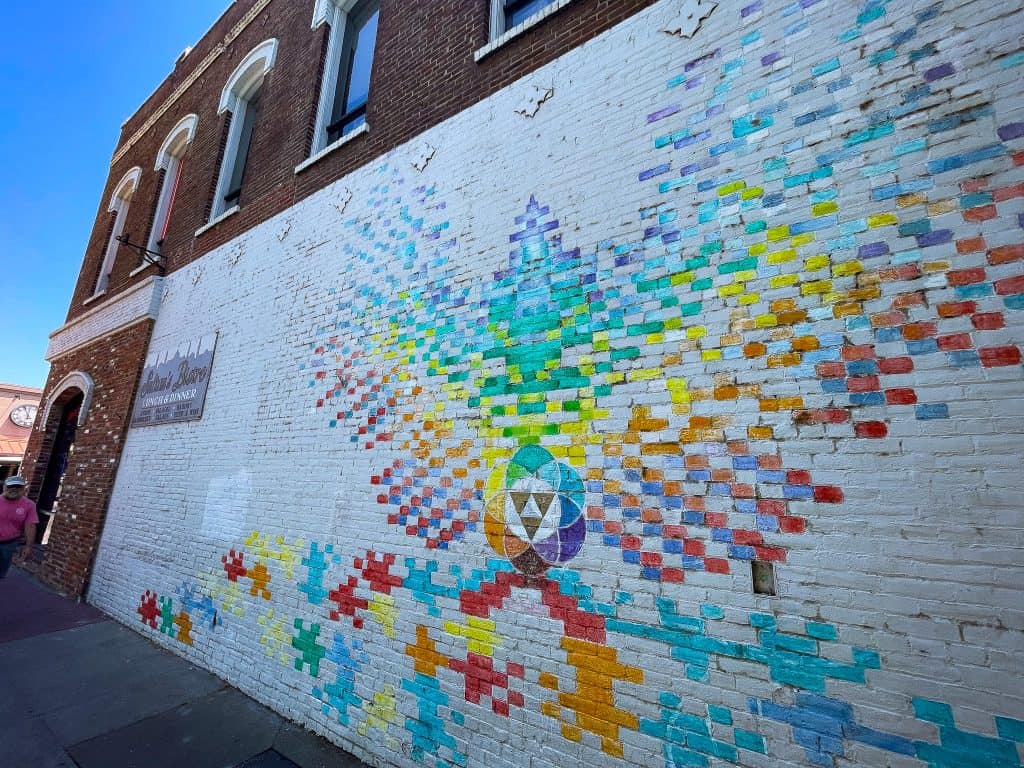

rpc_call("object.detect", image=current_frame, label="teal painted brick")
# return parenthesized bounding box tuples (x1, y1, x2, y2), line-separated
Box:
(805, 622, 838, 641)
(734, 729, 767, 753)
(995, 716, 1024, 742)
(913, 699, 955, 726)
(708, 705, 733, 725)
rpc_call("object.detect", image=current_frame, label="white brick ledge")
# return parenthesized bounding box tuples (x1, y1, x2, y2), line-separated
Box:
(46, 276, 164, 361)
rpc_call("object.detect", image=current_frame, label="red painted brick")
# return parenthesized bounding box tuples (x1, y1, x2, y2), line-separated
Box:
(993, 182, 1024, 202)
(971, 313, 1004, 330)
(842, 344, 876, 361)
(816, 361, 847, 378)
(847, 375, 881, 392)
(704, 558, 730, 574)
(878, 357, 914, 374)
(979, 346, 1022, 367)
(855, 421, 888, 438)
(778, 516, 806, 534)
(813, 485, 844, 503)
(937, 333, 972, 351)
(885, 388, 918, 405)
(994, 275, 1024, 296)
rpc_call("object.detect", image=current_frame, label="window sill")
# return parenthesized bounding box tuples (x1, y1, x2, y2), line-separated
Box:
(83, 290, 107, 306)
(129, 261, 156, 278)
(195, 205, 240, 237)
(295, 123, 370, 175)
(475, 0, 578, 62)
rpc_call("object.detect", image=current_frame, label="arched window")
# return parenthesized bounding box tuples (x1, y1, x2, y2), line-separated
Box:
(147, 114, 198, 257)
(94, 167, 141, 296)
(310, 0, 379, 155)
(210, 39, 278, 221)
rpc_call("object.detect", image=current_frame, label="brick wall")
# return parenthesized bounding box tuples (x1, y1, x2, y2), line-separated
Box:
(65, 0, 660, 321)
(84, 1, 1024, 767)
(22, 319, 155, 597)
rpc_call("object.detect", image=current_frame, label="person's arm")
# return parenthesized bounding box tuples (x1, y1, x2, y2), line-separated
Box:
(17, 522, 36, 562)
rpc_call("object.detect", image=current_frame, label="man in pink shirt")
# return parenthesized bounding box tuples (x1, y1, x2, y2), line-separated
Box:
(0, 475, 38, 579)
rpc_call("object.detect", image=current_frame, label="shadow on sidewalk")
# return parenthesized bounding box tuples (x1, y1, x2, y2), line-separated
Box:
(0, 568, 105, 643)
(0, 566, 373, 768)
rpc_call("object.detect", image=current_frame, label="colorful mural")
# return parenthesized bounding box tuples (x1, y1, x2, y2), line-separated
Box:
(127, 0, 1024, 766)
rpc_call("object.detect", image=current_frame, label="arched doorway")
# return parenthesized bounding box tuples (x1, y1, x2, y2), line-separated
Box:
(36, 391, 84, 544)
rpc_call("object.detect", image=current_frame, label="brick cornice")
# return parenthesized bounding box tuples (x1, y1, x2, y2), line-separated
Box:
(47, 277, 164, 361)
(111, 0, 275, 168)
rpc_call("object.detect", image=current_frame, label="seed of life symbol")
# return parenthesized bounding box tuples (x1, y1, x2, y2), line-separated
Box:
(484, 445, 587, 577)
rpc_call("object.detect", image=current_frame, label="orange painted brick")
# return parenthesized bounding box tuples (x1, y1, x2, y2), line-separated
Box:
(993, 182, 1024, 202)
(946, 267, 986, 286)
(963, 204, 997, 222)
(938, 300, 976, 318)
(833, 302, 862, 318)
(744, 342, 767, 358)
(902, 322, 937, 340)
(714, 386, 739, 400)
(791, 336, 820, 352)
(989, 244, 1024, 265)
(956, 237, 987, 254)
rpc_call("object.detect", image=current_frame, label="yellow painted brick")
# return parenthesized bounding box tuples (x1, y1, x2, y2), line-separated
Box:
(804, 254, 830, 271)
(767, 248, 797, 265)
(738, 292, 760, 305)
(741, 186, 764, 199)
(767, 225, 790, 241)
(868, 212, 898, 228)
(748, 425, 773, 439)
(812, 201, 839, 216)
(928, 199, 957, 216)
(770, 274, 799, 289)
(749, 242, 767, 256)
(670, 270, 696, 285)
(701, 349, 723, 361)
(801, 279, 832, 295)
(923, 260, 949, 273)
(755, 313, 778, 328)
(719, 180, 746, 195)
(734, 270, 758, 283)
(791, 233, 815, 248)
(832, 260, 863, 277)
(686, 325, 707, 339)
(718, 283, 744, 297)
(896, 192, 927, 207)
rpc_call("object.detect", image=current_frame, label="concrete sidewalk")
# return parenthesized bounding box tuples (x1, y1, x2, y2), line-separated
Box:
(0, 567, 370, 768)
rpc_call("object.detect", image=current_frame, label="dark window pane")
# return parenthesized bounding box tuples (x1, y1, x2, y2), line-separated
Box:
(226, 88, 261, 205)
(328, 1, 379, 144)
(505, 0, 555, 29)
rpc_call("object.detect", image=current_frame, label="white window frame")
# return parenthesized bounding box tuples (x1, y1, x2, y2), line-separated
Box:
(308, 0, 378, 158)
(147, 114, 198, 257)
(478, 0, 576, 60)
(94, 166, 142, 297)
(209, 39, 278, 221)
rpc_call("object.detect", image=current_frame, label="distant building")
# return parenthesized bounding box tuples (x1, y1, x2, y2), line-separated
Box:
(0, 383, 42, 482)
(20, 2, 1024, 768)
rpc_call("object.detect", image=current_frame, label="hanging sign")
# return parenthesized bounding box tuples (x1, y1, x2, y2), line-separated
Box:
(130, 333, 218, 427)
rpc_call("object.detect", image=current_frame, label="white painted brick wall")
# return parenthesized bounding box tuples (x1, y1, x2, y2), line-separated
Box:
(87, 1, 1024, 767)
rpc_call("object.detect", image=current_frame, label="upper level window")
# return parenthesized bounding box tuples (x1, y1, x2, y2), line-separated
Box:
(490, 0, 560, 39)
(210, 39, 278, 221)
(94, 167, 141, 296)
(310, 0, 380, 155)
(148, 114, 198, 257)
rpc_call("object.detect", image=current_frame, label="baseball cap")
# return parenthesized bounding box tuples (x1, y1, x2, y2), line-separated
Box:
(4, 476, 26, 487)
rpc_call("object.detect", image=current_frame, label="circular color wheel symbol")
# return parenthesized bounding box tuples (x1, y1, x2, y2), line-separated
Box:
(484, 445, 586, 576)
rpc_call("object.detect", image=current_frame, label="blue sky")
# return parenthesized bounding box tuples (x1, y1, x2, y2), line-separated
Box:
(0, 2, 229, 388)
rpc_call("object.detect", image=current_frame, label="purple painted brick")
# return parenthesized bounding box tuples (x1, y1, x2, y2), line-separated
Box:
(858, 242, 890, 259)
(648, 104, 681, 123)
(761, 51, 782, 67)
(742, 0, 764, 17)
(923, 63, 955, 82)
(916, 229, 953, 247)
(997, 122, 1024, 141)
